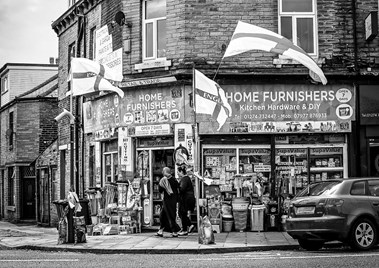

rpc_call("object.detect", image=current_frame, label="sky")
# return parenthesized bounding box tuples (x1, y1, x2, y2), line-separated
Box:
(0, 0, 68, 68)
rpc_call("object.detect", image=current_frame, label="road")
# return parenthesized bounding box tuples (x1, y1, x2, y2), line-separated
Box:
(1, 247, 379, 268)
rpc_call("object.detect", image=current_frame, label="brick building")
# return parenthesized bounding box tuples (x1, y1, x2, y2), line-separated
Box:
(51, 1, 379, 228)
(0, 63, 59, 222)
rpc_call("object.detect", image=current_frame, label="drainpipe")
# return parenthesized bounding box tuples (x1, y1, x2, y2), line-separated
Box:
(352, 0, 358, 72)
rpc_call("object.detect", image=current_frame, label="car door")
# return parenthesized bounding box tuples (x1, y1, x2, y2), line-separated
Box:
(367, 179, 379, 225)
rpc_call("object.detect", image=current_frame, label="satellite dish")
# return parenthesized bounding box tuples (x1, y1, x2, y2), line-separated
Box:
(114, 11, 125, 26)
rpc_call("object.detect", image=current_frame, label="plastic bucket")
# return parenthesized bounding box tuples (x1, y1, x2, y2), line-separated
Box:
(222, 218, 234, 232)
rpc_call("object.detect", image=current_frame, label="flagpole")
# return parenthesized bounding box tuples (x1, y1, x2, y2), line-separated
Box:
(193, 65, 201, 239)
(212, 58, 224, 80)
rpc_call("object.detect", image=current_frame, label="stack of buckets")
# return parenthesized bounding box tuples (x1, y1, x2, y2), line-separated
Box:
(232, 197, 250, 232)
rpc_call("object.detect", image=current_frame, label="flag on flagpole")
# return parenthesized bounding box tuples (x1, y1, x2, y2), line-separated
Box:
(194, 69, 232, 131)
(68, 57, 124, 98)
(223, 21, 327, 85)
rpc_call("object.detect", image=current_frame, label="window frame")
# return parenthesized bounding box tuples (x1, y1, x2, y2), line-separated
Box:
(8, 167, 15, 206)
(142, 0, 167, 61)
(1, 75, 9, 94)
(8, 111, 14, 151)
(278, 0, 318, 58)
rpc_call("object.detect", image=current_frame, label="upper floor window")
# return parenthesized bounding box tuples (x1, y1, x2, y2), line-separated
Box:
(89, 26, 96, 60)
(1, 75, 9, 94)
(142, 0, 167, 61)
(279, 0, 317, 56)
(8, 111, 14, 150)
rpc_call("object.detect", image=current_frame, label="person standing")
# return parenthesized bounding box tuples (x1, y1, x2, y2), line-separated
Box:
(177, 165, 196, 236)
(156, 167, 181, 237)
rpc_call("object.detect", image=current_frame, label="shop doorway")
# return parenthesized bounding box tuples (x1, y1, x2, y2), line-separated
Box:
(136, 148, 174, 226)
(369, 138, 379, 176)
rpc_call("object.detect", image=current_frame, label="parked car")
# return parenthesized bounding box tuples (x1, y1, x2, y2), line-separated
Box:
(286, 177, 379, 251)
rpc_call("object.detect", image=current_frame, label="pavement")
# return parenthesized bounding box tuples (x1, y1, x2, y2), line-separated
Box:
(0, 221, 339, 254)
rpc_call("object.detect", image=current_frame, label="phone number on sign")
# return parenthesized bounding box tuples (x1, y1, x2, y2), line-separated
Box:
(243, 113, 328, 120)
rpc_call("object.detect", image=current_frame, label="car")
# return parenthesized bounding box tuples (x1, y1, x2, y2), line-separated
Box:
(286, 177, 379, 251)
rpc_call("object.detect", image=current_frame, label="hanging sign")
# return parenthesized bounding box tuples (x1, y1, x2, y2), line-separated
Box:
(118, 127, 132, 174)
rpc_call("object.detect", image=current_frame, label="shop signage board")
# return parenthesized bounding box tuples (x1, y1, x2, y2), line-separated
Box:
(197, 84, 355, 134)
(83, 86, 185, 133)
(119, 76, 177, 88)
(129, 124, 172, 137)
(118, 127, 133, 175)
(97, 48, 123, 81)
(95, 25, 112, 62)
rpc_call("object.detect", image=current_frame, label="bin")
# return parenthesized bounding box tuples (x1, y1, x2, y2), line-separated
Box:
(250, 205, 265, 231)
(53, 200, 74, 243)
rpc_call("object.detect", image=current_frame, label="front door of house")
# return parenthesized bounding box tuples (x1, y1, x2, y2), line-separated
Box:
(23, 178, 36, 219)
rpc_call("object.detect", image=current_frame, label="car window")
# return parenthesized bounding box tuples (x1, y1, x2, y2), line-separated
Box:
(350, 181, 367, 195)
(296, 181, 342, 197)
(368, 179, 379, 196)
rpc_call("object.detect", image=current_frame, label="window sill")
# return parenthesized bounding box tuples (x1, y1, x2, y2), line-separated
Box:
(7, 206, 16, 212)
(135, 58, 172, 72)
(273, 56, 325, 68)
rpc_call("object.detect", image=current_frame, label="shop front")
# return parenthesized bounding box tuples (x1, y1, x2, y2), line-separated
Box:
(359, 85, 379, 177)
(82, 84, 192, 234)
(195, 83, 355, 232)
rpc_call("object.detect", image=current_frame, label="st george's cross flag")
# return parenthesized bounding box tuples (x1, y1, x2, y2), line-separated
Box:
(194, 69, 232, 131)
(68, 57, 124, 98)
(223, 21, 327, 85)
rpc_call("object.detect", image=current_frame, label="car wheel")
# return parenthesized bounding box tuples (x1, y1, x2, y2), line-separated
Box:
(349, 218, 377, 251)
(298, 239, 324, 251)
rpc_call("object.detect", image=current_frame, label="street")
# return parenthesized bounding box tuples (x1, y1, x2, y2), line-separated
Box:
(1, 247, 379, 268)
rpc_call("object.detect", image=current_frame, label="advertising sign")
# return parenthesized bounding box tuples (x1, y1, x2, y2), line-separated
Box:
(95, 25, 112, 61)
(118, 127, 132, 174)
(83, 86, 185, 133)
(198, 84, 355, 134)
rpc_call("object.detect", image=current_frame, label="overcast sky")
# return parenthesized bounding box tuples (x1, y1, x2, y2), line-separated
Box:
(0, 0, 68, 68)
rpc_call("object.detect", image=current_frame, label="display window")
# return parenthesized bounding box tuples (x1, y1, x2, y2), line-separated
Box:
(275, 144, 347, 196)
(202, 145, 271, 200)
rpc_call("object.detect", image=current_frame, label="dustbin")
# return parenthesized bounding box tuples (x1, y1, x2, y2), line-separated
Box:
(250, 204, 265, 231)
(53, 200, 74, 243)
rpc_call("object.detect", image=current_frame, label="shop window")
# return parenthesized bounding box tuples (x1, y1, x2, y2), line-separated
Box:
(142, 0, 167, 61)
(103, 140, 118, 184)
(8, 167, 15, 206)
(279, 0, 317, 56)
(68, 42, 76, 93)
